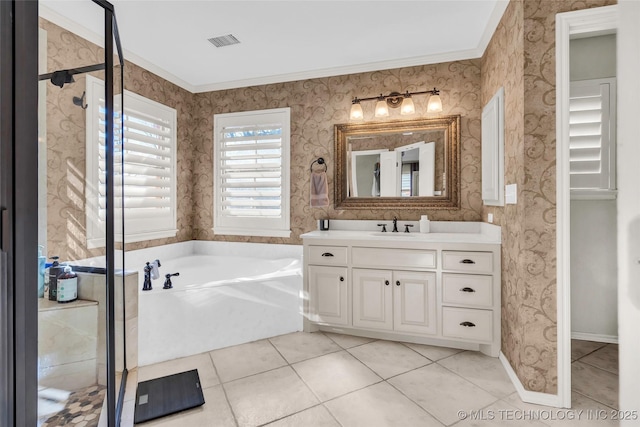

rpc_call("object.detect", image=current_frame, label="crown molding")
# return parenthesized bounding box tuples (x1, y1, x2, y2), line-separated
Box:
(476, 0, 510, 56)
(191, 49, 483, 93)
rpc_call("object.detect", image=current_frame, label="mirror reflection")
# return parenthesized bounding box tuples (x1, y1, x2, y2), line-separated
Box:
(335, 116, 460, 209)
(348, 130, 443, 197)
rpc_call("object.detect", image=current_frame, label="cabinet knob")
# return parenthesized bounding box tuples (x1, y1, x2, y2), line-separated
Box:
(321, 252, 334, 257)
(460, 259, 476, 264)
(339, 276, 344, 282)
(460, 321, 476, 327)
(460, 287, 476, 293)
(385, 280, 389, 286)
(396, 280, 401, 286)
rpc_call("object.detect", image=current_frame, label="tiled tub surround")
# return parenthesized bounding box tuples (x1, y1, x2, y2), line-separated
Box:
(76, 271, 139, 385)
(127, 241, 303, 366)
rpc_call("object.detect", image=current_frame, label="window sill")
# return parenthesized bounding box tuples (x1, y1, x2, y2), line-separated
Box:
(87, 229, 178, 249)
(570, 189, 617, 200)
(213, 227, 291, 238)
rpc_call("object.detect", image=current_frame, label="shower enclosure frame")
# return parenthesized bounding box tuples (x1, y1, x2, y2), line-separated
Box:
(0, 0, 126, 425)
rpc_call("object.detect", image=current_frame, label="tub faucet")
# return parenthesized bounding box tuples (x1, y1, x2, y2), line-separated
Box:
(142, 259, 161, 291)
(163, 272, 180, 289)
(143, 263, 153, 291)
(392, 216, 399, 232)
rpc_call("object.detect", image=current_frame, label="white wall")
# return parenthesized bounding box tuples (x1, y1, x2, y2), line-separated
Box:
(570, 200, 617, 338)
(617, 0, 640, 418)
(570, 34, 616, 80)
(569, 34, 618, 341)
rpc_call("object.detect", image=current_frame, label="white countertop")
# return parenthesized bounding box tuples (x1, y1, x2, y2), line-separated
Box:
(301, 221, 501, 245)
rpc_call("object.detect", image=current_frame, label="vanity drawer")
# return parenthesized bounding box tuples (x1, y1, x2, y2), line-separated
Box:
(442, 307, 493, 342)
(308, 246, 348, 266)
(442, 274, 493, 308)
(352, 247, 436, 269)
(442, 251, 493, 274)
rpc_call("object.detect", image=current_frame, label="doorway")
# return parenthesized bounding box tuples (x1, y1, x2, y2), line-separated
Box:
(556, 5, 618, 409)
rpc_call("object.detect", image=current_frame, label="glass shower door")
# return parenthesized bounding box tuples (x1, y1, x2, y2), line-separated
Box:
(37, 1, 125, 425)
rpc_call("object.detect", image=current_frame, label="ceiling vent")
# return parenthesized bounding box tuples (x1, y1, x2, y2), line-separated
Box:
(208, 34, 241, 48)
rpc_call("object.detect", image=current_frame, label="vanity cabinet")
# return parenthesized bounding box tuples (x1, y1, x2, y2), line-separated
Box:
(352, 269, 436, 335)
(308, 265, 349, 326)
(302, 223, 501, 357)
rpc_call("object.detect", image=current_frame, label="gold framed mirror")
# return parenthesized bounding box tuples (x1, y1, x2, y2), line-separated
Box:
(334, 115, 460, 209)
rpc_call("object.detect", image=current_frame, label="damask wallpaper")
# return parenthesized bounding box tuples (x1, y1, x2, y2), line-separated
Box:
(481, 0, 616, 394)
(191, 62, 483, 244)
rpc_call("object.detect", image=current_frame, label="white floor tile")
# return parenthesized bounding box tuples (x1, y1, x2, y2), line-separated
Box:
(269, 332, 341, 363)
(224, 366, 319, 427)
(347, 340, 430, 379)
(293, 350, 381, 401)
(323, 332, 376, 349)
(137, 353, 220, 389)
(265, 405, 340, 427)
(437, 351, 515, 398)
(210, 339, 287, 383)
(388, 363, 498, 426)
(325, 382, 443, 427)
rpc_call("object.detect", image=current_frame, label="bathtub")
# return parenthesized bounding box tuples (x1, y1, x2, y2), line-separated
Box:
(128, 241, 303, 366)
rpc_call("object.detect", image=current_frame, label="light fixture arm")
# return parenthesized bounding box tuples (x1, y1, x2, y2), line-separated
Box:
(350, 87, 440, 105)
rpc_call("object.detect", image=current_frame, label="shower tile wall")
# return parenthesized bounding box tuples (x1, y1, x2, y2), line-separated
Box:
(38, 299, 98, 390)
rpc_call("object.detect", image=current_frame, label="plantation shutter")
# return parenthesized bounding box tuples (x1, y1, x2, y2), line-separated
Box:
(569, 79, 616, 190)
(87, 75, 177, 246)
(213, 108, 291, 237)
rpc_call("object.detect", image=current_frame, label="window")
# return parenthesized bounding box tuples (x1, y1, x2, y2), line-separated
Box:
(569, 78, 616, 197)
(86, 75, 177, 247)
(213, 108, 291, 237)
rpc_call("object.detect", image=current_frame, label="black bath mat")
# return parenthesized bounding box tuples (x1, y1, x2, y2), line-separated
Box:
(134, 369, 205, 424)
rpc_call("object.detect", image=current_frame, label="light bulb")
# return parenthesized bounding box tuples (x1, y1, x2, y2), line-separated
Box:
(427, 94, 443, 113)
(375, 99, 389, 117)
(400, 97, 415, 115)
(350, 103, 364, 120)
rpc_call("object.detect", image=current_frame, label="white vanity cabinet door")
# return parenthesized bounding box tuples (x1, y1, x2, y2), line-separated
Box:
(309, 266, 349, 326)
(393, 271, 437, 335)
(353, 269, 393, 331)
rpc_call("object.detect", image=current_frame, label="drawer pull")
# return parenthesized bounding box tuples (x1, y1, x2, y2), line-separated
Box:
(339, 276, 344, 282)
(460, 321, 476, 327)
(385, 280, 390, 286)
(460, 287, 476, 293)
(321, 252, 334, 257)
(460, 259, 476, 264)
(396, 280, 401, 287)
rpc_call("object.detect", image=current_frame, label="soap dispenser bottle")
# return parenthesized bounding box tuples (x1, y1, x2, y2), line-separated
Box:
(419, 215, 430, 233)
(48, 256, 63, 301)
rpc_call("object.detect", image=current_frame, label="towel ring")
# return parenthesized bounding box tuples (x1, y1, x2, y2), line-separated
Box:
(310, 157, 327, 172)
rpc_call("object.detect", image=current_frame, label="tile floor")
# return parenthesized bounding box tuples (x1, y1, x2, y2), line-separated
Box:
(119, 335, 619, 427)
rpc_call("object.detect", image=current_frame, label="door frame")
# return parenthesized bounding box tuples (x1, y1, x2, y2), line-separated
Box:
(0, 1, 40, 425)
(555, 4, 618, 409)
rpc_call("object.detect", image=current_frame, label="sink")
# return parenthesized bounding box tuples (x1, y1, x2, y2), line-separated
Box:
(370, 232, 421, 237)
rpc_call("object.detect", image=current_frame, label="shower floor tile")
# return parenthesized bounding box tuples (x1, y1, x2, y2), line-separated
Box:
(39, 384, 105, 427)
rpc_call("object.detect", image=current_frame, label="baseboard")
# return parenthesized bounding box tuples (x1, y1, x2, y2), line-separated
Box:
(499, 352, 565, 408)
(571, 332, 618, 344)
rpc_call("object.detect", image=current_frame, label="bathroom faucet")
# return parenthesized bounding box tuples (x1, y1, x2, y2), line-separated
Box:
(392, 216, 399, 232)
(163, 272, 180, 289)
(142, 259, 161, 291)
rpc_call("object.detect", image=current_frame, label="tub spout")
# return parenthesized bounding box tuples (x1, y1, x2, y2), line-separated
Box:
(163, 272, 180, 289)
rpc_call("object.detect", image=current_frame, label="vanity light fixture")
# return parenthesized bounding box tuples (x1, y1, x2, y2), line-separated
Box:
(349, 88, 442, 120)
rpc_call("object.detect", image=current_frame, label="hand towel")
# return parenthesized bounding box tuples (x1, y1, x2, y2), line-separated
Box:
(310, 171, 330, 207)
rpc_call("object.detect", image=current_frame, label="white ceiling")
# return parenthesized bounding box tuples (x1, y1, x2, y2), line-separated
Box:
(40, 1, 508, 93)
